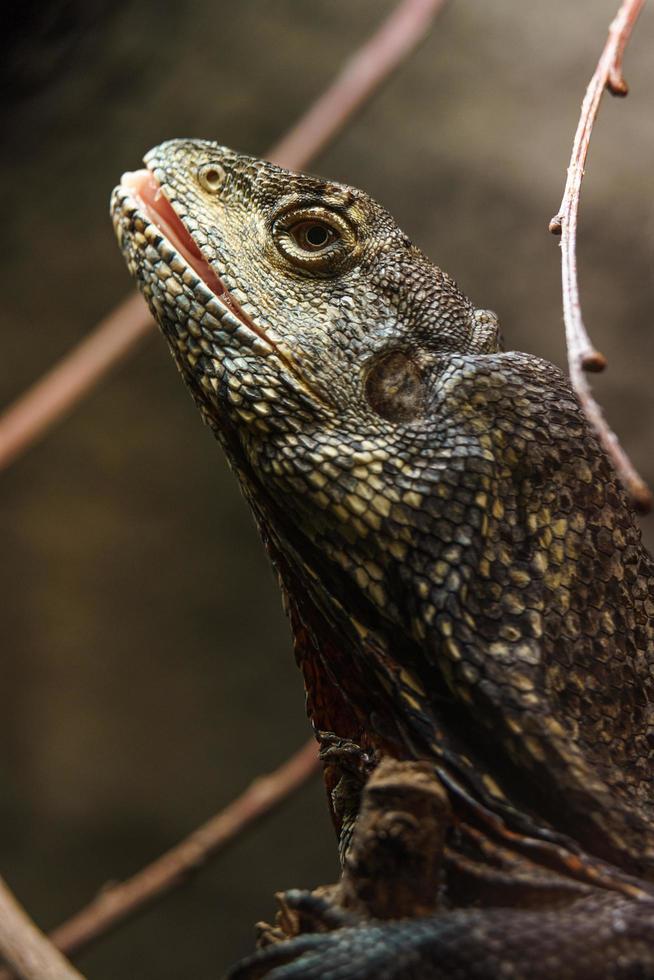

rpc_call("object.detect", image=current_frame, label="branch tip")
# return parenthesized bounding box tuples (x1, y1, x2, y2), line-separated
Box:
(549, 215, 563, 236)
(581, 350, 608, 373)
(607, 73, 629, 96)
(632, 485, 653, 515)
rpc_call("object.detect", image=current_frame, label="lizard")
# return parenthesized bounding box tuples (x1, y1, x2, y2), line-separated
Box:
(111, 139, 654, 978)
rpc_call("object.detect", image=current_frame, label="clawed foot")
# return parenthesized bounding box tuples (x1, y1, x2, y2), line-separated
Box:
(258, 888, 360, 945)
(230, 889, 362, 980)
(316, 733, 376, 777)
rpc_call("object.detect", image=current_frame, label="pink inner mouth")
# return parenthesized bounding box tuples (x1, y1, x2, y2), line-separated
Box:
(119, 168, 311, 388)
(120, 169, 243, 318)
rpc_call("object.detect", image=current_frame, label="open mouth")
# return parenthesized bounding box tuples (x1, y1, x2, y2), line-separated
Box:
(119, 169, 249, 325)
(116, 166, 324, 405)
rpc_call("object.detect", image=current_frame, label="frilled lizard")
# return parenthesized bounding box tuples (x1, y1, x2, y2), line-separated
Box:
(111, 141, 654, 978)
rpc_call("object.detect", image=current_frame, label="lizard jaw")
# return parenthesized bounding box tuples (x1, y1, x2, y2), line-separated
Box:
(119, 168, 255, 329)
(113, 168, 324, 396)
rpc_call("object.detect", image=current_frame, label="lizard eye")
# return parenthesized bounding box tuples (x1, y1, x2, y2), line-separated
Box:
(272, 205, 357, 275)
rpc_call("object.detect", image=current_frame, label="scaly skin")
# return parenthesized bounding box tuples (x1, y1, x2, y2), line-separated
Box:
(111, 141, 654, 978)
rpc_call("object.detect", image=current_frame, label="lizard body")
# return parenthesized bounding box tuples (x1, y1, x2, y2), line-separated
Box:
(111, 141, 654, 978)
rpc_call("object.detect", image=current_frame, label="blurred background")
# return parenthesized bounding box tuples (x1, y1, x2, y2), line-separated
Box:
(1, 1, 653, 976)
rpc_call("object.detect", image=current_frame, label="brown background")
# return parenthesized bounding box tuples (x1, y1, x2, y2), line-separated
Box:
(1, 1, 653, 976)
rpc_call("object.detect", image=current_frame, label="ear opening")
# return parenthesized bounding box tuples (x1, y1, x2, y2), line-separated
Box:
(364, 350, 427, 423)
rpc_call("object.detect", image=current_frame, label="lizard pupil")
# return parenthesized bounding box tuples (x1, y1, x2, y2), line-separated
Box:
(292, 221, 332, 250)
(305, 224, 329, 247)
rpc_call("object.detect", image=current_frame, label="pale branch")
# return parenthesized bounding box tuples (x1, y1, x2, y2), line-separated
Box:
(0, 741, 319, 980)
(268, 0, 449, 170)
(0, 294, 151, 472)
(549, 0, 651, 513)
(0, 0, 448, 472)
(0, 877, 86, 980)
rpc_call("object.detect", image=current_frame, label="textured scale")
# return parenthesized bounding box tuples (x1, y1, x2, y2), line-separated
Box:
(111, 141, 654, 978)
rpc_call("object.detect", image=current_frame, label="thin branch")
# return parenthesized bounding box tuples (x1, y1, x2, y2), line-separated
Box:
(268, 0, 449, 170)
(0, 0, 448, 472)
(0, 877, 85, 980)
(549, 0, 651, 513)
(0, 294, 152, 472)
(0, 742, 319, 980)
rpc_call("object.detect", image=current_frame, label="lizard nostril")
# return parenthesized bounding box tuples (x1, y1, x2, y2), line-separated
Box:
(198, 163, 226, 193)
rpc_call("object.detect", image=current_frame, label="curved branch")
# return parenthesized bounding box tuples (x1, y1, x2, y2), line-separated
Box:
(549, 0, 651, 513)
(0, 741, 319, 979)
(0, 0, 448, 472)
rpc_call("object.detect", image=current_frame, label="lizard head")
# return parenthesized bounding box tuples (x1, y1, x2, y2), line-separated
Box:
(111, 138, 501, 628)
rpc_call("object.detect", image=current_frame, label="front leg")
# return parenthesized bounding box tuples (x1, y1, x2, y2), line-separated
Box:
(335, 756, 451, 920)
(229, 757, 452, 976)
